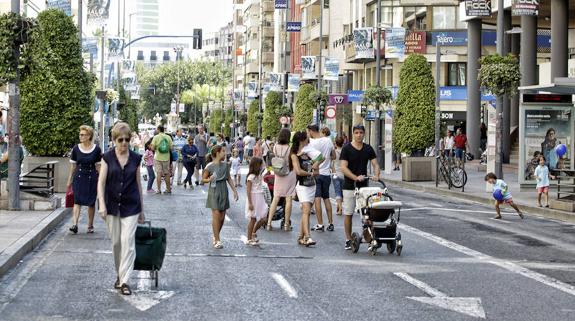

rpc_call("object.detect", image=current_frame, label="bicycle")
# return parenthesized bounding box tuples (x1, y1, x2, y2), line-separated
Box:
(436, 153, 467, 189)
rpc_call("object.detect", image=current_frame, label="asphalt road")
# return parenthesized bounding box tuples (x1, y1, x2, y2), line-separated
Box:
(1, 171, 575, 321)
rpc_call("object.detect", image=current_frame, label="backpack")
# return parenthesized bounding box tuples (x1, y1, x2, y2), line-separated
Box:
(158, 136, 170, 153)
(271, 145, 290, 177)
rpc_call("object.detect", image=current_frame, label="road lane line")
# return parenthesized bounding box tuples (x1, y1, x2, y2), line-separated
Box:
(225, 215, 231, 222)
(429, 203, 443, 208)
(401, 223, 575, 297)
(403, 207, 516, 215)
(394, 272, 446, 297)
(271, 273, 298, 298)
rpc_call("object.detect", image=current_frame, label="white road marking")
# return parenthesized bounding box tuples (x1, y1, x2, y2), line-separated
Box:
(271, 273, 298, 298)
(225, 215, 231, 222)
(401, 223, 575, 297)
(240, 235, 248, 244)
(115, 270, 175, 312)
(394, 272, 486, 319)
(403, 207, 516, 215)
(429, 203, 443, 208)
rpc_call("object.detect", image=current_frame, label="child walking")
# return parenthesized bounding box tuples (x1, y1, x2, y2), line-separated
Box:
(144, 139, 156, 193)
(245, 157, 269, 246)
(230, 150, 242, 187)
(535, 155, 555, 207)
(203, 146, 239, 249)
(484, 172, 524, 220)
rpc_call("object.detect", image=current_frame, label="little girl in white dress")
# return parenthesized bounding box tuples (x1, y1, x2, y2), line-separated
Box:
(245, 157, 268, 245)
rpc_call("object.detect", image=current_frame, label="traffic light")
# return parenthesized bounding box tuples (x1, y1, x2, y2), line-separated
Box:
(360, 105, 367, 118)
(319, 100, 326, 122)
(193, 29, 202, 50)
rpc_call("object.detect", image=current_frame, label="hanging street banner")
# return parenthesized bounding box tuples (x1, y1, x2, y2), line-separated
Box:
(286, 22, 302, 32)
(464, 0, 492, 17)
(122, 59, 135, 73)
(301, 56, 316, 80)
(270, 73, 283, 91)
(512, 0, 540, 16)
(263, 83, 271, 95)
(275, 0, 288, 9)
(46, 0, 72, 16)
(82, 38, 98, 58)
(328, 94, 348, 105)
(347, 90, 365, 102)
(324, 58, 340, 81)
(107, 37, 124, 62)
(405, 31, 427, 54)
(353, 28, 374, 59)
(87, 0, 111, 26)
(288, 74, 300, 92)
(247, 82, 258, 98)
(385, 27, 406, 59)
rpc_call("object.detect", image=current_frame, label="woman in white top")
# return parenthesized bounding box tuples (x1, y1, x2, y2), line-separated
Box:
(443, 130, 455, 157)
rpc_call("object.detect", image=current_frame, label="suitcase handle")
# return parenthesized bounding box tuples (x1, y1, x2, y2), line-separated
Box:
(142, 220, 152, 237)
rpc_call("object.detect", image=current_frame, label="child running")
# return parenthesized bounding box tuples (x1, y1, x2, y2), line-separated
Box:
(535, 155, 555, 208)
(143, 139, 156, 193)
(230, 150, 242, 187)
(484, 172, 524, 220)
(245, 157, 268, 246)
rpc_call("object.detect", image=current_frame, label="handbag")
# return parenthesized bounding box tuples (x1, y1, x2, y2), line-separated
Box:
(299, 173, 316, 187)
(65, 186, 74, 208)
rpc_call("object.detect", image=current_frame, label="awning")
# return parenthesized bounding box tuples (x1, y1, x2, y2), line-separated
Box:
(519, 78, 575, 95)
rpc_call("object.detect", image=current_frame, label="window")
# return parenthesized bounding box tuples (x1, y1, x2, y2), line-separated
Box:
(433, 7, 456, 29)
(447, 63, 466, 86)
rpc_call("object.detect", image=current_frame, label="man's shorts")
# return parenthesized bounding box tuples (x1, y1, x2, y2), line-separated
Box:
(315, 175, 331, 199)
(154, 160, 170, 176)
(195, 156, 205, 170)
(332, 177, 343, 199)
(454, 148, 464, 159)
(537, 186, 549, 194)
(247, 149, 253, 157)
(342, 190, 356, 216)
(496, 198, 513, 205)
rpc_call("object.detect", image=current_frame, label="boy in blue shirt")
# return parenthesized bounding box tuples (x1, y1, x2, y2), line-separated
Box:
(484, 172, 524, 220)
(534, 155, 555, 208)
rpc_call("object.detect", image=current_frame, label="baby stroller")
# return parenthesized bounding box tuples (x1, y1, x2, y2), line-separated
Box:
(350, 179, 403, 256)
(263, 172, 287, 229)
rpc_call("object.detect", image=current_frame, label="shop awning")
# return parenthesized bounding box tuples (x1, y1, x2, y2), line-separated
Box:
(519, 78, 575, 95)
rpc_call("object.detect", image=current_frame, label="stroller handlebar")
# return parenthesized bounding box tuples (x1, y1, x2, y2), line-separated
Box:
(354, 176, 387, 189)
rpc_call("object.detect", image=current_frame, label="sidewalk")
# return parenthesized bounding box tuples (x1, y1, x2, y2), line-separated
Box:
(383, 160, 575, 223)
(0, 206, 70, 277)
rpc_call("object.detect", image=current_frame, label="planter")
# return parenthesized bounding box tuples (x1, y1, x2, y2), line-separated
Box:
(402, 156, 436, 182)
(23, 156, 70, 193)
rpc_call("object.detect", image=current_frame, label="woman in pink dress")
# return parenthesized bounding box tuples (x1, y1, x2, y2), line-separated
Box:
(266, 129, 296, 231)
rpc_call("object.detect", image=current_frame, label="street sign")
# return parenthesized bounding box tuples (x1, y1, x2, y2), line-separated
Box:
(275, 0, 287, 9)
(328, 94, 348, 105)
(286, 22, 302, 32)
(365, 110, 377, 121)
(325, 106, 336, 119)
(348, 90, 364, 102)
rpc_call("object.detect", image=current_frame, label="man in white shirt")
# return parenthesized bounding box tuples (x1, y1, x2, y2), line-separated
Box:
(306, 124, 336, 232)
(173, 129, 187, 185)
(243, 132, 256, 164)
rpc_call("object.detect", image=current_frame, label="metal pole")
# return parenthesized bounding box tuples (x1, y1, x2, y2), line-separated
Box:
(495, 0, 504, 178)
(282, 0, 290, 106)
(128, 14, 133, 59)
(375, 0, 382, 167)
(435, 39, 441, 160)
(100, 26, 106, 151)
(258, 1, 263, 137)
(78, 0, 83, 38)
(317, 0, 324, 126)
(7, 0, 21, 210)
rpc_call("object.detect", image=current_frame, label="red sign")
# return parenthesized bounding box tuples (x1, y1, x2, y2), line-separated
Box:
(405, 31, 426, 54)
(325, 106, 336, 119)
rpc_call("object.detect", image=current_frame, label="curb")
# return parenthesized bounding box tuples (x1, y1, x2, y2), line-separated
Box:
(386, 179, 575, 224)
(0, 207, 70, 278)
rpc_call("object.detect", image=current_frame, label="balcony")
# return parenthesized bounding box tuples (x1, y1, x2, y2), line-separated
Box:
(262, 51, 274, 64)
(262, 0, 274, 12)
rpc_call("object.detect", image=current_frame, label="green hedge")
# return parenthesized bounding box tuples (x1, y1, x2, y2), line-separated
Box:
(293, 84, 315, 132)
(262, 91, 283, 138)
(247, 99, 259, 135)
(393, 54, 435, 154)
(209, 108, 223, 134)
(20, 9, 94, 156)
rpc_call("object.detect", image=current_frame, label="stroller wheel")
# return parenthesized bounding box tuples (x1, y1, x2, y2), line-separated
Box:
(351, 232, 361, 253)
(368, 246, 377, 256)
(396, 240, 403, 256)
(387, 241, 397, 254)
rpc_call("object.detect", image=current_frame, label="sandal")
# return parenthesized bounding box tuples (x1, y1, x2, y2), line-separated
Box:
(518, 212, 524, 219)
(494, 215, 502, 219)
(266, 224, 273, 231)
(213, 241, 223, 249)
(120, 283, 132, 295)
(114, 278, 121, 289)
(87, 226, 94, 234)
(69, 225, 78, 234)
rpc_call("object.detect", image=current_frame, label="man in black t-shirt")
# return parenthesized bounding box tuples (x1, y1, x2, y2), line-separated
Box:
(340, 124, 380, 250)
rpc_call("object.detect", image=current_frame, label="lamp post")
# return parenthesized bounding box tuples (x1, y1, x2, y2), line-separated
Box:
(127, 12, 141, 59)
(174, 46, 184, 118)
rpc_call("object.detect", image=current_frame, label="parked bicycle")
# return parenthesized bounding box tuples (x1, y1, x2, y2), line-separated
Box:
(436, 153, 467, 189)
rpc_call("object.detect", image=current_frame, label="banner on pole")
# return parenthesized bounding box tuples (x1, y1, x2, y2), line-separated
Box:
(511, 0, 539, 16)
(286, 22, 302, 32)
(270, 73, 283, 91)
(301, 56, 316, 80)
(82, 38, 98, 57)
(47, 0, 72, 16)
(107, 37, 124, 62)
(324, 58, 340, 81)
(275, 0, 288, 9)
(353, 28, 374, 59)
(87, 0, 111, 26)
(247, 82, 258, 98)
(464, 0, 492, 17)
(288, 74, 300, 92)
(385, 27, 406, 59)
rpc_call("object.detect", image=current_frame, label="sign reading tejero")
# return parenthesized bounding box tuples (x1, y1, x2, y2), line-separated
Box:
(465, 0, 491, 17)
(512, 0, 540, 16)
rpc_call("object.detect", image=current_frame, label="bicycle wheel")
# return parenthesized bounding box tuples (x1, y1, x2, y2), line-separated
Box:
(450, 167, 466, 188)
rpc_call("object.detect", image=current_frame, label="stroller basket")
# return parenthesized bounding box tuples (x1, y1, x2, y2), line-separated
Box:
(366, 208, 395, 221)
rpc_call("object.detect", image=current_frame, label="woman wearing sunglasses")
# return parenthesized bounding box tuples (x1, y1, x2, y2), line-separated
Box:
(98, 122, 145, 296)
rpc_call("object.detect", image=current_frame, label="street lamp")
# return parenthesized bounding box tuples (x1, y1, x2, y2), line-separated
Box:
(127, 12, 143, 59)
(174, 46, 184, 117)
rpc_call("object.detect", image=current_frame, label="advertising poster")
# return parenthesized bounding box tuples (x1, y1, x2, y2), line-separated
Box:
(87, 0, 111, 26)
(301, 56, 316, 80)
(247, 82, 258, 98)
(405, 31, 427, 54)
(288, 74, 300, 92)
(523, 107, 572, 181)
(270, 73, 282, 91)
(465, 0, 492, 17)
(46, 0, 72, 16)
(324, 58, 339, 81)
(385, 27, 406, 59)
(512, 0, 540, 16)
(353, 28, 374, 59)
(107, 37, 124, 62)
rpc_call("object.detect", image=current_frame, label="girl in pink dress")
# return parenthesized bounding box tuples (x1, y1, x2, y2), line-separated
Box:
(245, 157, 268, 246)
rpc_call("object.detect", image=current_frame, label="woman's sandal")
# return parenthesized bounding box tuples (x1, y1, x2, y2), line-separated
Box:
(120, 283, 132, 295)
(69, 225, 78, 234)
(87, 226, 94, 234)
(114, 278, 121, 289)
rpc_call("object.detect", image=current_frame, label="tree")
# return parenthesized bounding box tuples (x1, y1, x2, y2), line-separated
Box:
(118, 85, 138, 132)
(478, 54, 521, 97)
(393, 54, 435, 155)
(293, 84, 315, 132)
(247, 100, 259, 135)
(262, 91, 283, 138)
(209, 108, 223, 134)
(223, 108, 233, 137)
(20, 9, 95, 156)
